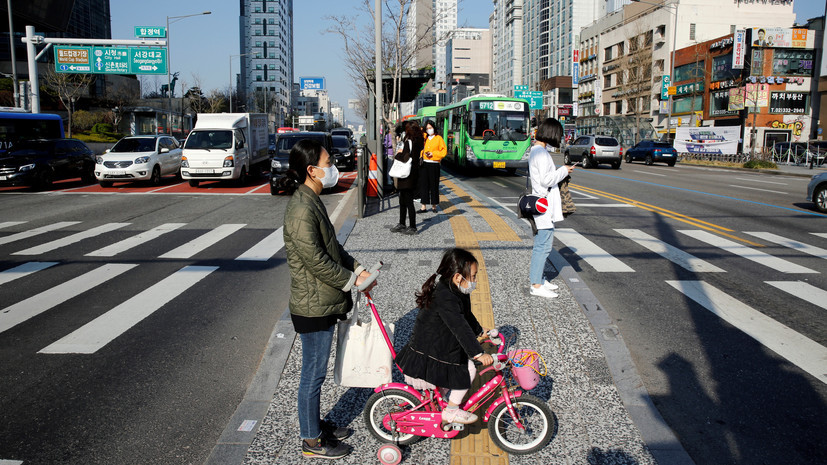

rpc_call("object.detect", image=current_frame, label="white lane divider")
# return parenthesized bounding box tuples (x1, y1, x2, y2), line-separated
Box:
(678, 229, 818, 274)
(744, 231, 827, 261)
(555, 228, 634, 272)
(765, 281, 827, 310)
(0, 221, 26, 230)
(236, 227, 284, 261)
(12, 223, 131, 256)
(0, 262, 59, 286)
(666, 280, 827, 385)
(40, 265, 218, 354)
(0, 263, 137, 335)
(86, 223, 186, 257)
(811, 233, 827, 240)
(158, 224, 246, 259)
(615, 229, 725, 273)
(0, 221, 81, 246)
(0, 459, 24, 464)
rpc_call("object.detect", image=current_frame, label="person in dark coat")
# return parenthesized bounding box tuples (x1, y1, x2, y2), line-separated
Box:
(391, 121, 423, 235)
(395, 248, 494, 424)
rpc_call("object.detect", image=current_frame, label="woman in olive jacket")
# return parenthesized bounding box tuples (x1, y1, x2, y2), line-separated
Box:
(277, 139, 376, 459)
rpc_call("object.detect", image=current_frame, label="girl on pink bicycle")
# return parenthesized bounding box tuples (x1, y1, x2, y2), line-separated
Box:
(394, 248, 494, 425)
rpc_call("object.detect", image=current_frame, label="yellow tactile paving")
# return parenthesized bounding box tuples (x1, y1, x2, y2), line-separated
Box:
(440, 177, 515, 465)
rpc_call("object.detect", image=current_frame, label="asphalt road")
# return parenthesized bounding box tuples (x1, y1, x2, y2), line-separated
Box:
(450, 159, 827, 465)
(0, 174, 354, 465)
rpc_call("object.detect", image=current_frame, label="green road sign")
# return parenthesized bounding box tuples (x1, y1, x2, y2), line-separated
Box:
(92, 47, 129, 74)
(135, 26, 167, 38)
(515, 90, 543, 110)
(514, 85, 529, 91)
(129, 48, 167, 74)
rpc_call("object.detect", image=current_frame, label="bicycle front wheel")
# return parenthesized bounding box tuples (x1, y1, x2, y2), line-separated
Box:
(487, 394, 555, 455)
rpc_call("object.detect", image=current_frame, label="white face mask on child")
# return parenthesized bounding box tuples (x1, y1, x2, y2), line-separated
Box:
(459, 276, 476, 295)
(426, 128, 435, 136)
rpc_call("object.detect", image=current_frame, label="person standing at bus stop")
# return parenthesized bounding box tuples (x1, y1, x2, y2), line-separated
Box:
(529, 118, 574, 298)
(391, 121, 423, 235)
(418, 120, 446, 214)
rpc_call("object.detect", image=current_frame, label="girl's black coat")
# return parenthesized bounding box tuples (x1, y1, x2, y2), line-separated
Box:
(393, 136, 422, 191)
(395, 280, 484, 389)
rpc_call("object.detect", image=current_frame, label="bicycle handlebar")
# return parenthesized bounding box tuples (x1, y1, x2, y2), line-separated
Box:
(356, 261, 383, 291)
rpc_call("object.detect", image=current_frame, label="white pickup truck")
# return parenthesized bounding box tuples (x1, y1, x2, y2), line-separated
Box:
(181, 113, 269, 186)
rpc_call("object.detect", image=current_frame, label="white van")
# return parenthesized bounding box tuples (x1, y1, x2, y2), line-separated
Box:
(181, 113, 268, 186)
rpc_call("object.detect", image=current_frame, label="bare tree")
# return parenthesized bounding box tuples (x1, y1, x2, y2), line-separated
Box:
(42, 69, 95, 137)
(617, 26, 654, 146)
(206, 89, 228, 113)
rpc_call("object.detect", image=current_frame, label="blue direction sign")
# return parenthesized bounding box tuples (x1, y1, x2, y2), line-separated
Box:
(515, 90, 543, 110)
(92, 47, 129, 74)
(129, 48, 167, 74)
(134, 26, 167, 38)
(54, 46, 92, 73)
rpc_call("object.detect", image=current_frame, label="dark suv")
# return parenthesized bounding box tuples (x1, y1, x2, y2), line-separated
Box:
(0, 138, 95, 189)
(270, 131, 335, 194)
(564, 135, 622, 169)
(332, 135, 356, 171)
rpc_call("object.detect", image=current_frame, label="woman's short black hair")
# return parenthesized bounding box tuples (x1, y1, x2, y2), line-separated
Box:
(535, 118, 563, 147)
(424, 120, 436, 131)
(275, 138, 324, 194)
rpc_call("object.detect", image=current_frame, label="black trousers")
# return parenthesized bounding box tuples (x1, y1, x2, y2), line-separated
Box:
(418, 162, 441, 206)
(398, 188, 416, 227)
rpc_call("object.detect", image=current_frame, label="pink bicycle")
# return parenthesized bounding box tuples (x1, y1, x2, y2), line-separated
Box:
(355, 265, 555, 463)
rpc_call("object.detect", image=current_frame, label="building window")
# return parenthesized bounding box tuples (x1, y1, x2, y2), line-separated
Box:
(712, 54, 739, 81)
(690, 24, 696, 41)
(604, 46, 613, 61)
(772, 49, 815, 76)
(674, 61, 705, 82)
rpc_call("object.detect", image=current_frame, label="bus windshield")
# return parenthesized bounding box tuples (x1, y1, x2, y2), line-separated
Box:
(469, 110, 530, 142)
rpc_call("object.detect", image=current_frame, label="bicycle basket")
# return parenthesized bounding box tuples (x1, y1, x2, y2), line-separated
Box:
(508, 350, 547, 390)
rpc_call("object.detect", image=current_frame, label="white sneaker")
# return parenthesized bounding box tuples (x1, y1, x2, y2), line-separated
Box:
(542, 280, 559, 291)
(530, 286, 558, 298)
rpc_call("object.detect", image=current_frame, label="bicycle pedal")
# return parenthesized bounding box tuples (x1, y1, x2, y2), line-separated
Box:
(441, 422, 465, 432)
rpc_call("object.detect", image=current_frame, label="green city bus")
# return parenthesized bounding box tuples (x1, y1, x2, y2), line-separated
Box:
(434, 94, 531, 174)
(409, 106, 438, 125)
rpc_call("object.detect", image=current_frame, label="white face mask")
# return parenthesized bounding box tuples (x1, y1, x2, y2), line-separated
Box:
(313, 165, 340, 188)
(426, 128, 435, 136)
(459, 276, 476, 295)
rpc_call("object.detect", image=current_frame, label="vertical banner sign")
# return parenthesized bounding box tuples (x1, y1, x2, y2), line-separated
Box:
(661, 75, 671, 99)
(733, 30, 745, 69)
(572, 50, 580, 86)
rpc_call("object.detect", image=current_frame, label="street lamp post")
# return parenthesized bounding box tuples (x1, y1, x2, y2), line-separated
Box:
(166, 11, 211, 134)
(229, 53, 250, 112)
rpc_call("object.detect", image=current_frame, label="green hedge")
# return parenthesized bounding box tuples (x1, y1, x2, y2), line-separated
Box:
(743, 159, 777, 170)
(73, 131, 124, 143)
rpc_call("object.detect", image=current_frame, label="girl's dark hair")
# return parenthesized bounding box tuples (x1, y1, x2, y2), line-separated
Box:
(535, 118, 563, 147)
(424, 120, 436, 131)
(405, 120, 424, 144)
(415, 248, 478, 309)
(275, 138, 324, 194)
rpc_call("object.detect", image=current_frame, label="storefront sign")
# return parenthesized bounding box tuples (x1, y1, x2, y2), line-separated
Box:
(728, 88, 744, 111)
(733, 30, 745, 69)
(744, 83, 769, 107)
(769, 92, 808, 114)
(674, 127, 741, 155)
(675, 82, 704, 96)
(751, 27, 808, 48)
(710, 91, 738, 117)
(769, 120, 804, 136)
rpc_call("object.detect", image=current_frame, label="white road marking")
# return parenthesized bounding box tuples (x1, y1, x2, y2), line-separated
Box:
(679, 230, 817, 274)
(743, 231, 827, 260)
(236, 227, 284, 261)
(0, 460, 24, 464)
(85, 223, 187, 257)
(666, 280, 827, 385)
(0, 221, 26, 230)
(734, 177, 788, 186)
(812, 233, 827, 240)
(0, 262, 59, 286)
(158, 224, 246, 259)
(0, 221, 81, 246)
(569, 188, 599, 199)
(765, 281, 827, 310)
(615, 229, 725, 273)
(555, 228, 635, 272)
(633, 170, 667, 177)
(12, 223, 131, 255)
(728, 184, 788, 195)
(40, 265, 218, 354)
(0, 263, 137, 334)
(328, 181, 358, 225)
(492, 181, 507, 188)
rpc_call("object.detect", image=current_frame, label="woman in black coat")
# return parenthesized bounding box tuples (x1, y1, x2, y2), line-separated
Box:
(391, 121, 423, 235)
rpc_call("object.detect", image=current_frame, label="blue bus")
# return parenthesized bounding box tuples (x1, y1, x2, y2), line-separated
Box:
(0, 111, 65, 155)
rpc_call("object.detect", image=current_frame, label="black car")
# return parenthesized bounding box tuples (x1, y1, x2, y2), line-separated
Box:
(624, 140, 678, 166)
(332, 135, 356, 171)
(331, 127, 353, 142)
(270, 131, 335, 195)
(0, 138, 96, 190)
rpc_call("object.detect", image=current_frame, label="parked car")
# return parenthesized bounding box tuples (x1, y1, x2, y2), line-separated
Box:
(332, 135, 356, 171)
(807, 172, 827, 213)
(268, 134, 277, 156)
(331, 127, 354, 143)
(95, 135, 182, 187)
(270, 131, 335, 195)
(564, 135, 622, 169)
(625, 140, 678, 166)
(0, 138, 96, 190)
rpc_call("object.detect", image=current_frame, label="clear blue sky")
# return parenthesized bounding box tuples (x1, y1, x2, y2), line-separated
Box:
(110, 0, 823, 124)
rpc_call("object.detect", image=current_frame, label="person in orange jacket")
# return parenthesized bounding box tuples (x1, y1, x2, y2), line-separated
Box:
(418, 120, 446, 213)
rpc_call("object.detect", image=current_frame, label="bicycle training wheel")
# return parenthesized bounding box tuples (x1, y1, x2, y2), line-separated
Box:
(487, 394, 555, 455)
(364, 389, 421, 445)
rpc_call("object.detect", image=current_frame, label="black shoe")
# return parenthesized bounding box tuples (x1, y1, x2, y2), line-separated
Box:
(301, 437, 352, 459)
(390, 223, 406, 233)
(402, 226, 417, 235)
(320, 419, 353, 441)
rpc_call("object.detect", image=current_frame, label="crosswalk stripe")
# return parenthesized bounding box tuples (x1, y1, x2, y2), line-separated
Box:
(615, 229, 725, 273)
(12, 223, 131, 256)
(236, 227, 284, 261)
(678, 230, 818, 274)
(812, 233, 827, 240)
(0, 262, 59, 286)
(85, 223, 187, 257)
(158, 224, 246, 259)
(666, 280, 827, 385)
(765, 281, 827, 310)
(0, 221, 81, 246)
(555, 228, 635, 272)
(744, 231, 827, 260)
(39, 265, 218, 354)
(0, 263, 137, 334)
(0, 221, 26, 230)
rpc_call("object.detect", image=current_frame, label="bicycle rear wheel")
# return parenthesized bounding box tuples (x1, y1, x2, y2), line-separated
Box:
(487, 394, 555, 455)
(364, 389, 421, 445)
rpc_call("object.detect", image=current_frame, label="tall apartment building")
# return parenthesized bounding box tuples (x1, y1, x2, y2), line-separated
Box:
(446, 28, 492, 100)
(239, 0, 294, 126)
(406, 0, 457, 89)
(490, 0, 523, 97)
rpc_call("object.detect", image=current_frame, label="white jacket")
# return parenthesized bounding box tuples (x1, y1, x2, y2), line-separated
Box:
(528, 144, 569, 230)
